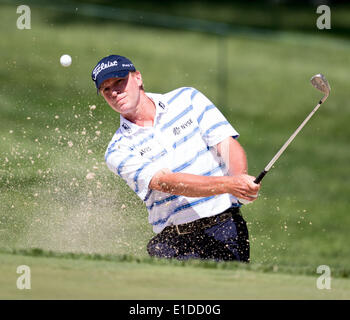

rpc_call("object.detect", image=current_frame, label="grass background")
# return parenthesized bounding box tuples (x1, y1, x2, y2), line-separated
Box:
(1, 249, 350, 299)
(0, 1, 350, 299)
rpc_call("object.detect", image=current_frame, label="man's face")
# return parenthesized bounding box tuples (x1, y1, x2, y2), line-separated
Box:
(99, 71, 142, 115)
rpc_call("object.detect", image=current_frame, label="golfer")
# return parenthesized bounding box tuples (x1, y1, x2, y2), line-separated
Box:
(91, 55, 260, 262)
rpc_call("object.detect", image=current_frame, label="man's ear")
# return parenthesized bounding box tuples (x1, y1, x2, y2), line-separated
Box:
(133, 71, 144, 89)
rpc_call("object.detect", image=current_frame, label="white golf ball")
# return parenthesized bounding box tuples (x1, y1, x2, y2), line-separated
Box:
(60, 54, 72, 67)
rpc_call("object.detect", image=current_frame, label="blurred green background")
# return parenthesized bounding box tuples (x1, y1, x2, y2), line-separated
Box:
(1, 0, 349, 275)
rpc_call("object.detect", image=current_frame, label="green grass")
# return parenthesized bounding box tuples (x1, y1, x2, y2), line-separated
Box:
(1, 3, 350, 297)
(1, 250, 350, 299)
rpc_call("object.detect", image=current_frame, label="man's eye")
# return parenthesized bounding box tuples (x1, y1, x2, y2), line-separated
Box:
(104, 87, 110, 92)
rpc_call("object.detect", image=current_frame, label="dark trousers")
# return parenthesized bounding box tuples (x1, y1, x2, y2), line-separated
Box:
(147, 207, 250, 262)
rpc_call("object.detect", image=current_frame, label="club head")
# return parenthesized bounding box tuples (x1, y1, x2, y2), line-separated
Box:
(310, 74, 331, 97)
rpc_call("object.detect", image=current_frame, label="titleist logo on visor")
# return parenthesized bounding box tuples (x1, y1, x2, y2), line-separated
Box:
(92, 60, 118, 80)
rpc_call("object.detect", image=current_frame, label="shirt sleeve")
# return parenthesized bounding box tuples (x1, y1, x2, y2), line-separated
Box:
(191, 88, 239, 146)
(105, 143, 161, 202)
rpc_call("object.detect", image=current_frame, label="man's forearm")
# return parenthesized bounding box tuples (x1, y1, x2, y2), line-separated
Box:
(149, 170, 260, 201)
(150, 171, 230, 197)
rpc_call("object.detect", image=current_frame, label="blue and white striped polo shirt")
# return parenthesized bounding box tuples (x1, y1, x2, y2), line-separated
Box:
(105, 87, 241, 233)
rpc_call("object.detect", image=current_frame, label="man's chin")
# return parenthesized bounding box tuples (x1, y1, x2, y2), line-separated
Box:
(119, 104, 130, 113)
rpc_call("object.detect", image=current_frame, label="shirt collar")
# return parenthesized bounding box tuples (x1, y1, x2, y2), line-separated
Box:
(146, 92, 168, 115)
(119, 92, 168, 136)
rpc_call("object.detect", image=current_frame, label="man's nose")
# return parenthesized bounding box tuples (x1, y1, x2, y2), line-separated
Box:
(112, 90, 119, 97)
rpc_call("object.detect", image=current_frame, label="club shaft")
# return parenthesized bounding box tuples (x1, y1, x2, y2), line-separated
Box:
(254, 95, 327, 184)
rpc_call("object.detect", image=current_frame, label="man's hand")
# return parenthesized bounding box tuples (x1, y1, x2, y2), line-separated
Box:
(227, 174, 260, 202)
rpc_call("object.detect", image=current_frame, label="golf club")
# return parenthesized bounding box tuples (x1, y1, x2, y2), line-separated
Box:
(254, 73, 331, 184)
